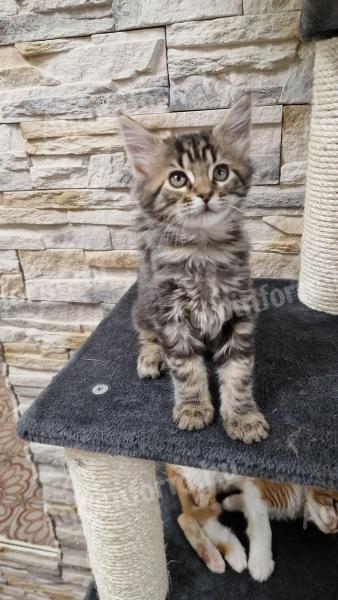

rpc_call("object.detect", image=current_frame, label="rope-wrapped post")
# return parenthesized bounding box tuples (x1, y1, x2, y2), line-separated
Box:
(66, 450, 168, 600)
(299, 38, 338, 314)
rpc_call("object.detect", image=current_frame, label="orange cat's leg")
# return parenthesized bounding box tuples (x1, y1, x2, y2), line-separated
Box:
(202, 519, 247, 574)
(178, 513, 225, 574)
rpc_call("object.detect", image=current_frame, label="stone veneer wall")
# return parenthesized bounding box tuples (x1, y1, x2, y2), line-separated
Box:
(0, 1, 312, 597)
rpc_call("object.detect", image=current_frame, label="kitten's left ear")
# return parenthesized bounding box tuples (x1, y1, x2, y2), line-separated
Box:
(212, 96, 251, 158)
(118, 113, 166, 177)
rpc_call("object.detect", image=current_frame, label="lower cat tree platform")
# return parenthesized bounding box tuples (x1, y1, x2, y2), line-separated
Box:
(17, 279, 338, 600)
(84, 467, 338, 600)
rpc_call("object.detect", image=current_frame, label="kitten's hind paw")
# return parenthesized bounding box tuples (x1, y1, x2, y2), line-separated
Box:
(223, 411, 269, 444)
(173, 403, 214, 431)
(248, 554, 275, 582)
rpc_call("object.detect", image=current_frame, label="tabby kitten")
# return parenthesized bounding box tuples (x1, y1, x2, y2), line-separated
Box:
(119, 97, 269, 443)
(170, 465, 338, 582)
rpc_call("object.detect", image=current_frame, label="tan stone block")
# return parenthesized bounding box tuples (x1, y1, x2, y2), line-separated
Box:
(245, 219, 301, 253)
(85, 250, 139, 270)
(25, 274, 136, 303)
(1, 274, 25, 298)
(263, 216, 303, 235)
(4, 342, 68, 358)
(19, 249, 87, 279)
(15, 38, 89, 57)
(61, 332, 92, 349)
(258, 241, 300, 254)
(0, 208, 68, 225)
(8, 366, 57, 388)
(26, 134, 121, 155)
(62, 547, 89, 570)
(61, 567, 91, 588)
(21, 118, 119, 139)
(250, 252, 300, 278)
(282, 105, 311, 164)
(4, 341, 68, 371)
(20, 106, 281, 141)
(1, 189, 133, 210)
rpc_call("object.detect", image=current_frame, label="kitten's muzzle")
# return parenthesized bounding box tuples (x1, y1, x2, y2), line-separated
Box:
(199, 192, 212, 204)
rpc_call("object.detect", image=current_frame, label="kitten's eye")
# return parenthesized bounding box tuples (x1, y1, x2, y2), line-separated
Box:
(169, 171, 188, 188)
(213, 164, 229, 182)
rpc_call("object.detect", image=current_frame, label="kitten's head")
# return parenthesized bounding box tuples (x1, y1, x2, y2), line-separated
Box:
(118, 97, 252, 234)
(305, 487, 338, 534)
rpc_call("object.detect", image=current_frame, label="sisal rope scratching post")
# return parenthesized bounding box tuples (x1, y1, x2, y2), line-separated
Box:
(66, 450, 169, 600)
(299, 38, 338, 314)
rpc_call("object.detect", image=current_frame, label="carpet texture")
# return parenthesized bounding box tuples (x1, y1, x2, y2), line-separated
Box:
(300, 0, 338, 40)
(83, 465, 338, 600)
(17, 279, 338, 489)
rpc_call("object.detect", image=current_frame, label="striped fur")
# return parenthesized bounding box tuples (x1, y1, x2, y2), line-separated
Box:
(119, 97, 269, 443)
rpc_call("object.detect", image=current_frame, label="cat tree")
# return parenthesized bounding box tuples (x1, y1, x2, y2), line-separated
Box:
(17, 9, 338, 600)
(298, 38, 338, 313)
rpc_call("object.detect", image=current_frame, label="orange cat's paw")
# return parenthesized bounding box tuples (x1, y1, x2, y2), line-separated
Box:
(224, 538, 247, 573)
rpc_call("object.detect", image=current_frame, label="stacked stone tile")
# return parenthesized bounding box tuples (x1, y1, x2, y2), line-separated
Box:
(0, 1, 311, 597)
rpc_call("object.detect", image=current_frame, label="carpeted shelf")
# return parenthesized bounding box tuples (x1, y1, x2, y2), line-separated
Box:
(17, 278, 338, 600)
(17, 279, 338, 489)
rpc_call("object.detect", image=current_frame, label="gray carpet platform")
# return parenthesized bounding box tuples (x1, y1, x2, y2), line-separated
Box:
(17, 279, 338, 489)
(17, 278, 338, 600)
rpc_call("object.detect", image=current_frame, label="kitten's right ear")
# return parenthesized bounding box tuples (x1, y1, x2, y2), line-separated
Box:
(118, 114, 165, 177)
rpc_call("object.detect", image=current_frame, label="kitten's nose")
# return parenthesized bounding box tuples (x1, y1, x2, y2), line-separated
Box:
(199, 192, 212, 204)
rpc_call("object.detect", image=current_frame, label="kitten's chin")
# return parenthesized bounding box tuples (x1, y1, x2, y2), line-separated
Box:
(183, 208, 228, 231)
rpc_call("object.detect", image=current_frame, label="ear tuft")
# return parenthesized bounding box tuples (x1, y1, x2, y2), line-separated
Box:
(212, 95, 251, 158)
(118, 114, 165, 176)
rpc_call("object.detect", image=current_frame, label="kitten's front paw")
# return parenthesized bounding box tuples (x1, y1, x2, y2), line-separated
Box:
(223, 411, 269, 444)
(248, 554, 275, 582)
(173, 403, 214, 431)
(137, 352, 165, 379)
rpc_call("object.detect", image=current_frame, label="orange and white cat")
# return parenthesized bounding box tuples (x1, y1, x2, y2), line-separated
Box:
(168, 465, 338, 582)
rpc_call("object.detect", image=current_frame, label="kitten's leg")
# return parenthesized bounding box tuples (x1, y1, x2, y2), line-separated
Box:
(225, 481, 275, 582)
(214, 315, 269, 443)
(202, 519, 247, 573)
(168, 354, 214, 430)
(137, 328, 165, 379)
(178, 513, 225, 574)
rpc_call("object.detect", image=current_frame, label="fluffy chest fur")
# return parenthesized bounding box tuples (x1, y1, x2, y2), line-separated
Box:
(149, 237, 251, 340)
